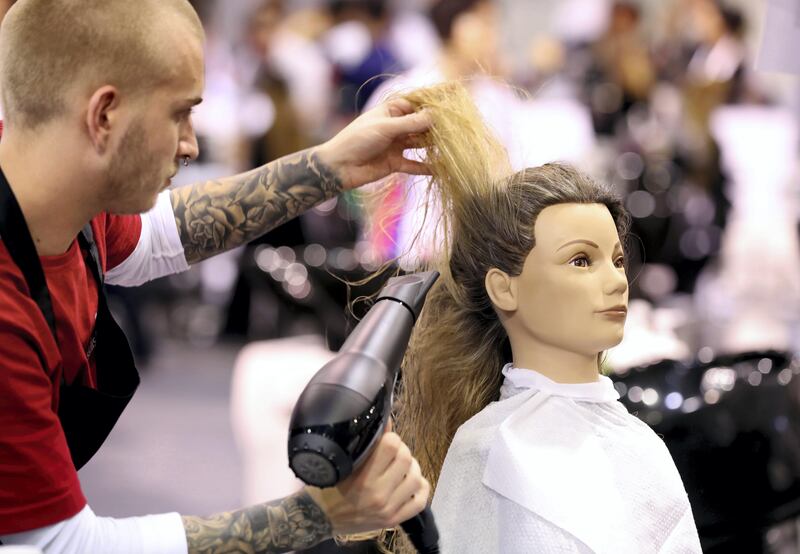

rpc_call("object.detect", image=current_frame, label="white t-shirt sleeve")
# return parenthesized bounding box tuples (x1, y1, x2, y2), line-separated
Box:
(106, 191, 190, 287)
(0, 505, 187, 554)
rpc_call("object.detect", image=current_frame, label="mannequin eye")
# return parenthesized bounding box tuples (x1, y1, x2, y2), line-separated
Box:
(569, 255, 591, 268)
(614, 256, 625, 268)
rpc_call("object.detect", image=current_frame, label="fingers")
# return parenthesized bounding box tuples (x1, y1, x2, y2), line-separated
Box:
(382, 109, 431, 139)
(359, 431, 404, 478)
(399, 133, 429, 151)
(327, 433, 429, 534)
(388, 462, 430, 525)
(393, 483, 430, 526)
(384, 456, 421, 510)
(369, 446, 429, 528)
(383, 97, 416, 117)
(394, 157, 431, 176)
(378, 439, 414, 494)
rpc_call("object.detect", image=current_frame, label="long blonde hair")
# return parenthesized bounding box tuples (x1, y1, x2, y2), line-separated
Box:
(364, 82, 630, 551)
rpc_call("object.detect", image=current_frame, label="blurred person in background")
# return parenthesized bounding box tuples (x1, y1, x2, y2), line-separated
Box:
(679, 0, 750, 180)
(246, 1, 313, 163)
(643, 0, 751, 296)
(245, 0, 333, 143)
(577, 0, 754, 299)
(0, 0, 433, 551)
(651, 0, 755, 190)
(585, 1, 656, 135)
(221, 0, 317, 338)
(325, 0, 403, 121)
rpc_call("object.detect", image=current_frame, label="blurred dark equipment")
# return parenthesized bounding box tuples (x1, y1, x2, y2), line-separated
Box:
(106, 285, 154, 367)
(288, 271, 441, 554)
(613, 351, 800, 553)
(228, 236, 394, 349)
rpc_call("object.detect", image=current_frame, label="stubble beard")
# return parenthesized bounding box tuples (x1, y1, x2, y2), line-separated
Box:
(104, 120, 166, 215)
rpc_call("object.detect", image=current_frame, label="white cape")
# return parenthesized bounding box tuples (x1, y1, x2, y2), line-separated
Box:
(430, 365, 702, 553)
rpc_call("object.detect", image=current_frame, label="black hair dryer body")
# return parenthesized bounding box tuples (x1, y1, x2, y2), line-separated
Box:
(288, 271, 440, 553)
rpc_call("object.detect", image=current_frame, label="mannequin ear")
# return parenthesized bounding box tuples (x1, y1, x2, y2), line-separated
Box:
(485, 268, 517, 312)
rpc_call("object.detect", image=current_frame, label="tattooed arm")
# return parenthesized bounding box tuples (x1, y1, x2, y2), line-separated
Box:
(171, 149, 339, 264)
(181, 431, 430, 554)
(171, 97, 431, 264)
(182, 489, 332, 554)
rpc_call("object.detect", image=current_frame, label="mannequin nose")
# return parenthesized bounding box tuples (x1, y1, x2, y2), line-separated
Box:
(603, 262, 628, 297)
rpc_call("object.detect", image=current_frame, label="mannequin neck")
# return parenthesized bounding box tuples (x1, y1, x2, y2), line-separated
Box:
(508, 335, 600, 384)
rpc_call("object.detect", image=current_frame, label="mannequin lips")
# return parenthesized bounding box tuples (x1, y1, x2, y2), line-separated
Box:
(598, 305, 627, 317)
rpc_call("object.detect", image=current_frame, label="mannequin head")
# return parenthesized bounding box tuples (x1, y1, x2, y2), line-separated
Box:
(384, 83, 629, 498)
(445, 169, 629, 382)
(489, 201, 629, 380)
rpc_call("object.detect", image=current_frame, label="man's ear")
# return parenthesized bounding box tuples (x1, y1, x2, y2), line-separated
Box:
(85, 86, 120, 154)
(485, 268, 517, 312)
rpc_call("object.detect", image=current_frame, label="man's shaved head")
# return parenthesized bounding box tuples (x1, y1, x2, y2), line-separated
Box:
(0, 0, 204, 129)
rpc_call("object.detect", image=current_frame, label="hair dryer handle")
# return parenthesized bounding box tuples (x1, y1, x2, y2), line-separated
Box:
(401, 507, 440, 554)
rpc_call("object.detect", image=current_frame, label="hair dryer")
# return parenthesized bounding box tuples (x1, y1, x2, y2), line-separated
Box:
(288, 271, 440, 553)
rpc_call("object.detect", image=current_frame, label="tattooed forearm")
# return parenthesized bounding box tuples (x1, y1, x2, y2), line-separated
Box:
(182, 490, 333, 554)
(171, 148, 342, 264)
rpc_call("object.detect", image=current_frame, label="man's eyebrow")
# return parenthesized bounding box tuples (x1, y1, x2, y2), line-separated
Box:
(556, 239, 599, 251)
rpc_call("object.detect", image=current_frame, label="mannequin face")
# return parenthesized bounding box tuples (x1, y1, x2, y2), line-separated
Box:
(487, 203, 628, 360)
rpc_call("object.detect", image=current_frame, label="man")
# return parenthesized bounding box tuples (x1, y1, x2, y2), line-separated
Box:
(0, 0, 431, 552)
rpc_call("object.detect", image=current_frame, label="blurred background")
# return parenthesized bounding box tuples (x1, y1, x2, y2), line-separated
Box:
(3, 0, 800, 551)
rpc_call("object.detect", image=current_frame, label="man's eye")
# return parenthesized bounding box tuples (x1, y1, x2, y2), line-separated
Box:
(570, 255, 590, 268)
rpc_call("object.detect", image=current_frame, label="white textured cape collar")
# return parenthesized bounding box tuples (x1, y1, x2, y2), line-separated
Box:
(501, 363, 620, 403)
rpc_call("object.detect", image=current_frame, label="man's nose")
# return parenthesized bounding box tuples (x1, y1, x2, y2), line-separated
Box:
(178, 119, 200, 162)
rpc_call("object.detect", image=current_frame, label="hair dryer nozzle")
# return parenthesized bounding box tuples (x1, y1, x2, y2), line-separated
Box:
(376, 271, 439, 321)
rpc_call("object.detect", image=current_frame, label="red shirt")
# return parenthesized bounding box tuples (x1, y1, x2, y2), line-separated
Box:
(0, 212, 142, 534)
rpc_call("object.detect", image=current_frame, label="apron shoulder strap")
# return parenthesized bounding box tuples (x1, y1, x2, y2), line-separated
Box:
(78, 223, 104, 286)
(0, 172, 58, 338)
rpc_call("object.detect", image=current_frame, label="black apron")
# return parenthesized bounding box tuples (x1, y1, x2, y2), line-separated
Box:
(0, 167, 140, 471)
